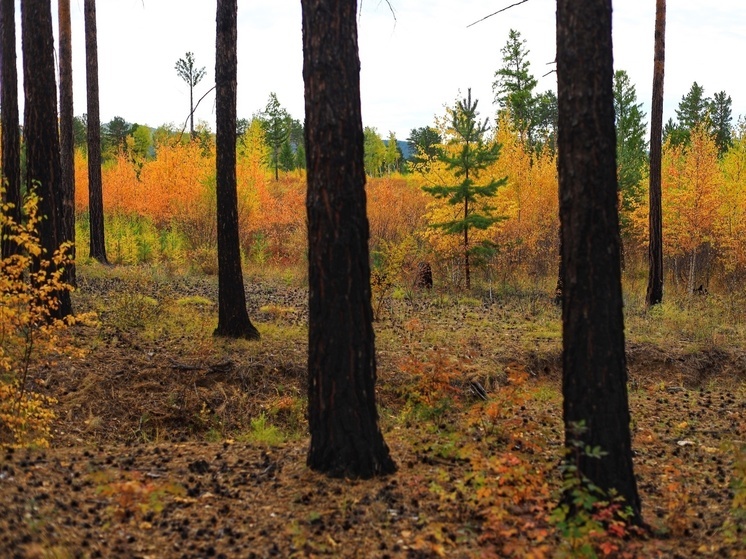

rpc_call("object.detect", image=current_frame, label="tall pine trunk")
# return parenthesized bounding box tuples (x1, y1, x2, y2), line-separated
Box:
(213, 0, 260, 340)
(84, 0, 107, 263)
(302, 0, 395, 478)
(646, 0, 666, 306)
(557, 0, 642, 523)
(1, 0, 21, 259)
(58, 0, 76, 285)
(21, 0, 72, 319)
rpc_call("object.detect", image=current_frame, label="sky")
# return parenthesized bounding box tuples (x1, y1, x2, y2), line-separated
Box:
(12, 0, 746, 141)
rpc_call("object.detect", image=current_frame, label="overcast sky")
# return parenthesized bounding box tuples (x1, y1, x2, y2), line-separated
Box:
(13, 0, 746, 140)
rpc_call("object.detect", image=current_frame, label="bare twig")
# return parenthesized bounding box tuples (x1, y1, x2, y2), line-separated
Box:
(542, 59, 557, 77)
(178, 84, 217, 142)
(359, 0, 397, 23)
(466, 0, 530, 28)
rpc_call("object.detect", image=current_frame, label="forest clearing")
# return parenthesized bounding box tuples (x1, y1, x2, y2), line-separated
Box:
(3, 0, 746, 557)
(1, 263, 745, 558)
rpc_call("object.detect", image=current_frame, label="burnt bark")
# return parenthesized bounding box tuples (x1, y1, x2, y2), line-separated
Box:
(84, 0, 107, 263)
(302, 0, 395, 478)
(21, 0, 72, 318)
(58, 0, 76, 285)
(213, 0, 259, 340)
(556, 0, 642, 522)
(1, 0, 21, 259)
(646, 0, 666, 307)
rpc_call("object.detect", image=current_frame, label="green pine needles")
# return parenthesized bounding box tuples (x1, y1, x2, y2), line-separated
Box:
(423, 88, 507, 289)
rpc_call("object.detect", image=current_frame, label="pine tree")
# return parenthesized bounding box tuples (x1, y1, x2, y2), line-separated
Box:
(646, 0, 666, 307)
(557, 0, 642, 524)
(84, 0, 107, 264)
(302, 0, 395, 479)
(278, 139, 295, 172)
(613, 70, 648, 225)
(261, 92, 290, 181)
(407, 126, 442, 172)
(424, 89, 506, 290)
(1, 0, 22, 259)
(667, 81, 711, 147)
(493, 29, 537, 142)
(175, 52, 206, 139)
(214, 0, 260, 340)
(676, 82, 709, 131)
(709, 91, 733, 155)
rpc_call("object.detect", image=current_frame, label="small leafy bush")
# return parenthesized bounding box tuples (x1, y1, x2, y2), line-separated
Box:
(1, 191, 73, 447)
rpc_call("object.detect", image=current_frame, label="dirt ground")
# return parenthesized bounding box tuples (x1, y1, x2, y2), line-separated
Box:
(1, 270, 744, 558)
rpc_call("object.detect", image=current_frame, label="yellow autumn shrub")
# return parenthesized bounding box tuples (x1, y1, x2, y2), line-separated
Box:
(1, 189, 73, 447)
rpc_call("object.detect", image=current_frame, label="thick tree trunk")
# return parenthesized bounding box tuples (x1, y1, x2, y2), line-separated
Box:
(556, 0, 642, 523)
(58, 0, 76, 285)
(1, 0, 21, 259)
(213, 0, 259, 340)
(302, 0, 395, 478)
(646, 0, 666, 306)
(21, 0, 72, 319)
(84, 0, 107, 263)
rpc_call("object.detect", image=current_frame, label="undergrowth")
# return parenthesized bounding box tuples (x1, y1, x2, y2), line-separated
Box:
(1, 191, 75, 447)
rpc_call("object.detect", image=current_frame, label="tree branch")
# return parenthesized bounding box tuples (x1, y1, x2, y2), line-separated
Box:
(359, 0, 397, 22)
(466, 0, 530, 28)
(178, 84, 217, 142)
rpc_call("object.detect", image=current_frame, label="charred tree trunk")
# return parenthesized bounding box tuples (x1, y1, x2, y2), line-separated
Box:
(213, 0, 259, 340)
(84, 0, 107, 263)
(646, 0, 666, 307)
(21, 0, 72, 318)
(1, 0, 21, 259)
(58, 0, 76, 285)
(302, 0, 395, 478)
(556, 0, 642, 523)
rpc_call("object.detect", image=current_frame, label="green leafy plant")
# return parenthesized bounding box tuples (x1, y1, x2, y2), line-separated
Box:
(238, 412, 285, 446)
(550, 422, 635, 558)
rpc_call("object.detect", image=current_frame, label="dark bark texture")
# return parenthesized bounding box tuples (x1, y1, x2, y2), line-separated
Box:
(302, 0, 395, 478)
(1, 0, 21, 258)
(21, 0, 72, 318)
(58, 0, 76, 285)
(213, 0, 259, 340)
(84, 0, 107, 263)
(556, 0, 642, 521)
(646, 0, 666, 307)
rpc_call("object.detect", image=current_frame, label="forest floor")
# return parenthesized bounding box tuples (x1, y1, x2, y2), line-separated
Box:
(1, 264, 745, 559)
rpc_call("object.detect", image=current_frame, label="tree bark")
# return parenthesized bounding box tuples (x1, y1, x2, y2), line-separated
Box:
(556, 0, 642, 523)
(213, 0, 259, 340)
(84, 0, 107, 263)
(646, 0, 666, 307)
(302, 0, 395, 478)
(58, 0, 76, 285)
(1, 0, 21, 259)
(21, 0, 72, 319)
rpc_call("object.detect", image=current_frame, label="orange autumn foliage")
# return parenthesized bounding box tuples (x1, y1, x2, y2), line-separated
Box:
(366, 176, 429, 249)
